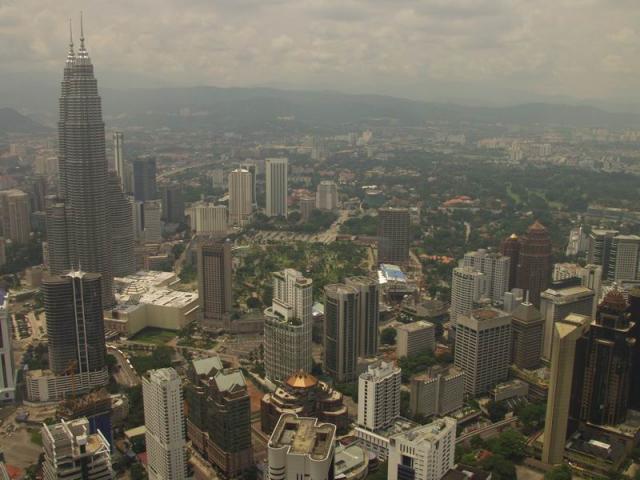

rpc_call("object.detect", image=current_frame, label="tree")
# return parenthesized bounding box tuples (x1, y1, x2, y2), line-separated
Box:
(486, 429, 526, 462)
(487, 400, 508, 422)
(545, 464, 572, 480)
(130, 463, 148, 480)
(366, 462, 388, 480)
(380, 327, 397, 345)
(480, 454, 516, 480)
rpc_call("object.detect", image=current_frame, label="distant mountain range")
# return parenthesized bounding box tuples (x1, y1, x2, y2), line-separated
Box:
(0, 107, 49, 136)
(2, 85, 640, 134)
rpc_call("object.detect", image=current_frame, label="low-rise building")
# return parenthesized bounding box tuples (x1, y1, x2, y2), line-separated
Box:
(409, 366, 464, 419)
(396, 321, 435, 358)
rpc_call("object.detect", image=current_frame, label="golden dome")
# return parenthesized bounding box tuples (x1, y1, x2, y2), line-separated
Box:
(285, 371, 318, 389)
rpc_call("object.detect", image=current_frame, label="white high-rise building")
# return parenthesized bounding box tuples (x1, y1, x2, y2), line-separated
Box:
(228, 168, 253, 226)
(188, 203, 227, 234)
(316, 180, 338, 210)
(0, 291, 15, 401)
(130, 197, 144, 242)
(610, 235, 640, 281)
(143, 368, 186, 480)
(268, 413, 336, 480)
(358, 361, 401, 431)
(265, 157, 288, 218)
(388, 417, 456, 480)
(396, 321, 435, 358)
(240, 161, 257, 206)
(463, 249, 510, 303)
(450, 267, 487, 326)
(264, 269, 313, 382)
(143, 200, 162, 243)
(113, 131, 126, 192)
(454, 308, 512, 395)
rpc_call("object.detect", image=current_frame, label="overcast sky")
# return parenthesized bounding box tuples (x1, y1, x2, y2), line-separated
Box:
(2, 0, 639, 104)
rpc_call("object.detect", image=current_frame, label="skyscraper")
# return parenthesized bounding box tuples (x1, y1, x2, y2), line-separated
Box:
(345, 276, 380, 357)
(500, 233, 520, 291)
(324, 283, 359, 383)
(316, 180, 338, 210)
(113, 131, 126, 191)
(542, 313, 590, 465)
(450, 266, 487, 326)
(609, 235, 640, 281)
(142, 199, 162, 243)
(463, 249, 511, 303)
(240, 161, 257, 206)
(377, 208, 410, 264)
(197, 240, 233, 330)
(132, 156, 158, 202)
(579, 290, 635, 425)
(454, 308, 511, 395)
(43, 272, 106, 377)
(143, 368, 186, 480)
(264, 269, 313, 382)
(357, 361, 401, 431)
(160, 184, 185, 224)
(228, 168, 252, 226)
(516, 221, 552, 307)
(587, 228, 618, 279)
(387, 418, 456, 480)
(0, 189, 31, 244)
(189, 203, 227, 235)
(0, 290, 15, 401)
(42, 418, 113, 480)
(268, 414, 336, 480)
(299, 196, 316, 222)
(48, 26, 114, 306)
(265, 157, 288, 217)
(510, 300, 543, 370)
(107, 172, 135, 277)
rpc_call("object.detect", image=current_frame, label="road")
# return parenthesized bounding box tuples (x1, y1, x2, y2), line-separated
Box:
(107, 345, 140, 387)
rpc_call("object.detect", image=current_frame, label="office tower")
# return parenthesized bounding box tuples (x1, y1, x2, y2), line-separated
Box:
(212, 168, 225, 189)
(160, 184, 185, 224)
(627, 288, 640, 411)
(388, 417, 456, 480)
(44, 200, 72, 274)
(511, 300, 543, 370)
(42, 418, 112, 480)
(264, 269, 313, 382)
(0, 239, 5, 268)
(48, 29, 113, 307)
(142, 368, 186, 480)
(579, 290, 635, 425)
(463, 249, 511, 303)
(396, 321, 435, 358)
(265, 157, 288, 217)
(184, 357, 253, 478)
(299, 196, 316, 222)
(587, 229, 619, 279)
(261, 371, 349, 434)
(316, 180, 338, 210)
(268, 414, 336, 480)
(113, 131, 126, 191)
(345, 276, 380, 357)
(450, 266, 487, 326)
(454, 308, 511, 395)
(377, 208, 410, 264)
(516, 221, 552, 307)
(189, 203, 227, 235)
(311, 135, 327, 161)
(240, 161, 257, 206)
(132, 156, 158, 202)
(542, 313, 590, 465)
(0, 189, 31, 243)
(31, 176, 48, 213)
(107, 172, 135, 277)
(228, 168, 252, 226)
(409, 366, 464, 418)
(357, 361, 401, 431)
(43, 272, 106, 378)
(0, 291, 15, 401)
(130, 198, 144, 242)
(610, 235, 640, 281)
(500, 233, 520, 290)
(540, 280, 594, 360)
(142, 200, 162, 243)
(197, 240, 233, 330)
(324, 283, 359, 383)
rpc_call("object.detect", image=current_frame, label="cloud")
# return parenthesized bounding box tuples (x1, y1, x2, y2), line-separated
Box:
(1, 0, 640, 103)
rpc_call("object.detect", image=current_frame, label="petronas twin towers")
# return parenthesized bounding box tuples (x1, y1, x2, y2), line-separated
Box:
(46, 18, 135, 307)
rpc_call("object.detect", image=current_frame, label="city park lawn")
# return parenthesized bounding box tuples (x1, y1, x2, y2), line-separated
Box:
(130, 327, 176, 346)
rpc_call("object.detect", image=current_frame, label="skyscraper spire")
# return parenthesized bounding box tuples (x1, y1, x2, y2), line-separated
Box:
(66, 18, 75, 64)
(77, 11, 89, 60)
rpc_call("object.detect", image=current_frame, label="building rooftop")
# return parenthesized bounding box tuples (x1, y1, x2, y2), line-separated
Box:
(270, 414, 336, 461)
(395, 417, 456, 444)
(286, 371, 319, 389)
(192, 356, 223, 377)
(397, 320, 434, 332)
(213, 369, 246, 393)
(378, 264, 407, 284)
(138, 288, 198, 308)
(542, 285, 593, 301)
(334, 444, 369, 478)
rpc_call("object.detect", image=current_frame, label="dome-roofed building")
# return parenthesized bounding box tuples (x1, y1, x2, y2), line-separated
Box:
(261, 371, 349, 434)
